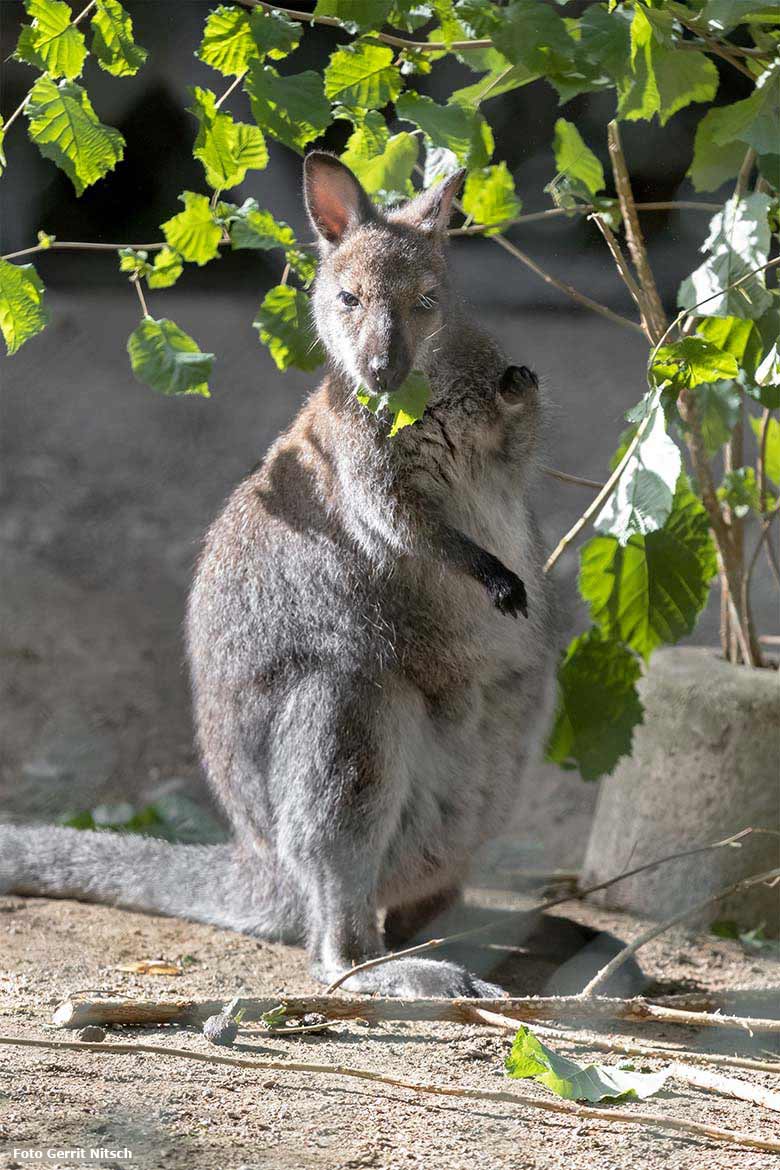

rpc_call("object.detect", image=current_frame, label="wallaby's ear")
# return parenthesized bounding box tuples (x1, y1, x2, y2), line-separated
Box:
(392, 168, 466, 236)
(304, 152, 376, 247)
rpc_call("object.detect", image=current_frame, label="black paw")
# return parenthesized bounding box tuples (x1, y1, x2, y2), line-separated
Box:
(486, 562, 528, 619)
(499, 364, 539, 403)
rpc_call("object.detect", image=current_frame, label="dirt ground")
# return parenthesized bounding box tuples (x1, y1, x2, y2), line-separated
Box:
(1, 884, 779, 1170)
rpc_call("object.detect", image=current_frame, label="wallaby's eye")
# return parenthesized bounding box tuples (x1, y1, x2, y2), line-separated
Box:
(338, 290, 360, 309)
(416, 290, 438, 311)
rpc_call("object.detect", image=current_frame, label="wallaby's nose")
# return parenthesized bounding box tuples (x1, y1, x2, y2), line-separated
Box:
(368, 355, 390, 392)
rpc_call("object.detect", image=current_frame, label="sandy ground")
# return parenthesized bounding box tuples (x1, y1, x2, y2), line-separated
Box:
(1, 885, 779, 1170)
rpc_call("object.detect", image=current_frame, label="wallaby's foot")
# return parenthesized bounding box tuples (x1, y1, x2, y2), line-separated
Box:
(314, 956, 506, 999)
(483, 555, 528, 620)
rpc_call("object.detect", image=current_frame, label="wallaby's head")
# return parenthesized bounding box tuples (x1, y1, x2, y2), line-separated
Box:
(304, 152, 464, 396)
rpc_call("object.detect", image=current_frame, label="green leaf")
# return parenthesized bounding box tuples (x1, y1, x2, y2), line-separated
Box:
(697, 316, 763, 376)
(699, 382, 744, 454)
(552, 119, 604, 198)
(580, 481, 717, 661)
(687, 113, 746, 193)
(225, 202, 295, 252)
(162, 192, 222, 266)
(700, 0, 780, 32)
(757, 153, 780, 189)
(324, 42, 403, 110)
(127, 317, 213, 397)
(461, 163, 521, 234)
(707, 67, 780, 157)
(0, 115, 5, 177)
(118, 246, 150, 277)
(90, 0, 148, 77)
(579, 4, 631, 81)
(147, 247, 183, 290)
(189, 86, 267, 190)
(750, 415, 780, 485)
(755, 342, 780, 402)
(315, 0, 392, 33)
(678, 193, 772, 320)
(450, 60, 538, 107)
(718, 466, 762, 517)
(651, 336, 739, 392)
(618, 6, 718, 125)
(253, 285, 325, 372)
(245, 63, 331, 155)
(26, 76, 125, 196)
(357, 369, 431, 435)
(595, 398, 682, 543)
(492, 0, 575, 75)
(506, 1026, 668, 1101)
(197, 5, 255, 75)
(0, 258, 50, 356)
(346, 131, 419, 200)
(546, 628, 643, 782)
(395, 91, 493, 169)
(16, 0, 87, 80)
(196, 5, 300, 76)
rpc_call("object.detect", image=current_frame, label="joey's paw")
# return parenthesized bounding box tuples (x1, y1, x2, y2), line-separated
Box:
(486, 564, 528, 620)
(318, 957, 507, 1000)
(499, 364, 538, 403)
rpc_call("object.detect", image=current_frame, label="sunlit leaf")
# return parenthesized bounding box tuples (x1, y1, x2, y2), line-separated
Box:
(245, 63, 331, 154)
(651, 336, 739, 392)
(196, 4, 300, 76)
(226, 202, 295, 251)
(344, 127, 419, 200)
(91, 0, 148, 77)
(699, 0, 780, 32)
(189, 86, 267, 190)
(750, 415, 780, 485)
(546, 628, 643, 781)
(314, 0, 392, 33)
(253, 285, 325, 372)
(678, 193, 772, 320)
(16, 0, 87, 79)
(0, 258, 50, 356)
(618, 5, 718, 125)
(506, 1026, 668, 1101)
(147, 247, 183, 290)
(492, 0, 575, 75)
(552, 118, 604, 198)
(581, 480, 717, 661)
(718, 466, 762, 517)
(127, 317, 213, 397)
(706, 66, 780, 157)
(357, 369, 431, 435)
(324, 42, 403, 109)
(395, 91, 493, 169)
(595, 398, 682, 543)
(162, 192, 222, 266)
(461, 162, 521, 233)
(26, 75, 125, 195)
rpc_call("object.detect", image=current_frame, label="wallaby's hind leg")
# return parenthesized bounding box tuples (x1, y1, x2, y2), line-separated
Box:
(383, 886, 463, 950)
(270, 674, 504, 999)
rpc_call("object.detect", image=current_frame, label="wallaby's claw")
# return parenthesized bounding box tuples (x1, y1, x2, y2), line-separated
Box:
(487, 567, 528, 620)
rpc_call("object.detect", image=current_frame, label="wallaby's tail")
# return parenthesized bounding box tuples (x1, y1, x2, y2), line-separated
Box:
(0, 824, 301, 943)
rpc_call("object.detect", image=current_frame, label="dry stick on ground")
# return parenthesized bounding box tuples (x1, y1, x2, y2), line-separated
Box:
(578, 867, 780, 998)
(325, 828, 754, 992)
(51, 992, 780, 1036)
(473, 1013, 780, 1076)
(1, 1034, 778, 1154)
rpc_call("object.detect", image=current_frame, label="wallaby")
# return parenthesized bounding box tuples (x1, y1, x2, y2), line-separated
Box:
(0, 154, 557, 998)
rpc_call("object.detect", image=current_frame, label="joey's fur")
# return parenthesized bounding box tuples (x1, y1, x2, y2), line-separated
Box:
(0, 155, 557, 998)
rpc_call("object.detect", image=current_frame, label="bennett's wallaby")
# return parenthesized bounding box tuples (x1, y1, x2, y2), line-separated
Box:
(0, 154, 557, 998)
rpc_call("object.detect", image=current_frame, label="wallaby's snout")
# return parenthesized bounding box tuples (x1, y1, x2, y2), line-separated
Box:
(305, 152, 465, 397)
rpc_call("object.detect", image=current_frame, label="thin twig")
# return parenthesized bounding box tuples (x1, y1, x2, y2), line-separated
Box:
(670, 1063, 780, 1113)
(325, 829, 753, 992)
(589, 213, 644, 311)
(131, 275, 149, 319)
(2, 241, 170, 261)
(2, 1032, 778, 1153)
(607, 121, 667, 344)
(215, 70, 248, 110)
(578, 867, 780, 998)
(542, 467, 604, 491)
(450, 202, 724, 235)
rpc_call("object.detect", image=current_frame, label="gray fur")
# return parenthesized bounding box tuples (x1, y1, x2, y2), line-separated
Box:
(0, 155, 557, 999)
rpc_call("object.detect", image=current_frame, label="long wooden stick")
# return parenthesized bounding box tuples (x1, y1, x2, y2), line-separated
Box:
(51, 993, 780, 1035)
(2, 1033, 778, 1154)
